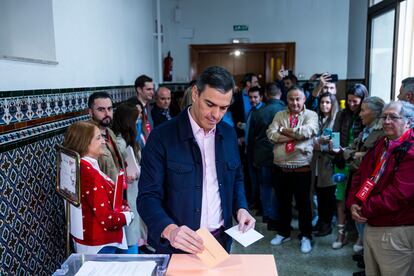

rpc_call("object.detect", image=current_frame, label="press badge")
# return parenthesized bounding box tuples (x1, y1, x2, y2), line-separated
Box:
(356, 178, 375, 202)
(285, 141, 295, 153)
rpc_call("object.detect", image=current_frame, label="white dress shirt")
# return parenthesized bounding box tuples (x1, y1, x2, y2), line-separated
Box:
(188, 109, 224, 231)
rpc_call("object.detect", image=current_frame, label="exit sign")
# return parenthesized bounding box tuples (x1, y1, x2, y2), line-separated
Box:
(233, 25, 248, 31)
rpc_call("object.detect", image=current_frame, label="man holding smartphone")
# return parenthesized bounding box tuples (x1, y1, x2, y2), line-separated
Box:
(306, 73, 338, 111)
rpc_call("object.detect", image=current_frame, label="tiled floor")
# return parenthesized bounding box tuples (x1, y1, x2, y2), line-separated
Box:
(231, 217, 362, 276)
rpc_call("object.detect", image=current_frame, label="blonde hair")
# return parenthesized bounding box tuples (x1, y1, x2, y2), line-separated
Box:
(63, 121, 99, 157)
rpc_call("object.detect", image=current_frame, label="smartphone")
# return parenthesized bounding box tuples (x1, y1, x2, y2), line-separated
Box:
(322, 128, 332, 138)
(332, 132, 340, 150)
(330, 74, 338, 82)
(315, 73, 338, 82)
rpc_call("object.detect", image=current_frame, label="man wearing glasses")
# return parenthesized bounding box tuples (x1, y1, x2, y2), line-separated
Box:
(347, 101, 414, 276)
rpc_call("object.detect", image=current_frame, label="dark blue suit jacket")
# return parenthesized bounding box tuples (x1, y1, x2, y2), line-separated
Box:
(137, 109, 248, 253)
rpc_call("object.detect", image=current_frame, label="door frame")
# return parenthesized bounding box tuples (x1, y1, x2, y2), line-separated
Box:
(190, 43, 295, 82)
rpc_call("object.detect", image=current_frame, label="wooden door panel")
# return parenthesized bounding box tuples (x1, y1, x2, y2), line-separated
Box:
(219, 53, 234, 73)
(198, 53, 220, 72)
(191, 43, 295, 86)
(266, 52, 286, 83)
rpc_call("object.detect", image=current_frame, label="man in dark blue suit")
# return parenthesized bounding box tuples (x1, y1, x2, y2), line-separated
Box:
(137, 66, 255, 254)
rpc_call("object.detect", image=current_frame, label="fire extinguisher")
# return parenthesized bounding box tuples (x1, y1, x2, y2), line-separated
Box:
(163, 51, 173, 82)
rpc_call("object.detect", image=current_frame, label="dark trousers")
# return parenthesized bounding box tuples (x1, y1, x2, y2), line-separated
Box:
(277, 170, 312, 239)
(247, 153, 260, 208)
(315, 184, 336, 225)
(239, 144, 252, 204)
(257, 165, 279, 220)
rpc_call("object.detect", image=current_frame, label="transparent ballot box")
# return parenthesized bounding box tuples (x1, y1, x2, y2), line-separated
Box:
(53, 253, 170, 276)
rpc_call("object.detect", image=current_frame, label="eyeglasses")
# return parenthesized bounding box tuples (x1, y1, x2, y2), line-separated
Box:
(380, 114, 404, 121)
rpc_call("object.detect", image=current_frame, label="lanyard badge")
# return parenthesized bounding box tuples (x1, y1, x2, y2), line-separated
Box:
(356, 178, 375, 202)
(355, 143, 388, 202)
(285, 114, 298, 154)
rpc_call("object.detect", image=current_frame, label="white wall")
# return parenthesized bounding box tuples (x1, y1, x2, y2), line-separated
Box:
(161, 0, 351, 82)
(0, 0, 155, 91)
(347, 0, 368, 79)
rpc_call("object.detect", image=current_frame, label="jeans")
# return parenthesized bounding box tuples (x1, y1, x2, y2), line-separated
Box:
(257, 165, 279, 220)
(355, 222, 365, 241)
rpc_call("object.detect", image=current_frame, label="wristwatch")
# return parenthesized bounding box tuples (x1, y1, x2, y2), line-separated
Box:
(279, 126, 284, 133)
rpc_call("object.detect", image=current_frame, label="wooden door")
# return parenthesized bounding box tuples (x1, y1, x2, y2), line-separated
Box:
(190, 43, 295, 87)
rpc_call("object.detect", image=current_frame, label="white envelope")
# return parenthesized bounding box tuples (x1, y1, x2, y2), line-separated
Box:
(225, 225, 264, 247)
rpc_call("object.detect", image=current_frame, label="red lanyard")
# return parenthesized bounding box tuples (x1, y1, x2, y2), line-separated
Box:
(289, 114, 299, 128)
(371, 129, 411, 183)
(370, 147, 388, 183)
(144, 109, 152, 133)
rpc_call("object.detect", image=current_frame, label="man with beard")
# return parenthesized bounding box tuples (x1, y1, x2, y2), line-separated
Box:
(88, 92, 124, 182)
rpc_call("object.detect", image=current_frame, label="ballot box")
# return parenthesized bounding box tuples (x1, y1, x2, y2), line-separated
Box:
(53, 253, 170, 276)
(166, 254, 278, 276)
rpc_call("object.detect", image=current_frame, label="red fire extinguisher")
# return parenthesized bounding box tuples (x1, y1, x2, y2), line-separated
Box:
(163, 51, 173, 82)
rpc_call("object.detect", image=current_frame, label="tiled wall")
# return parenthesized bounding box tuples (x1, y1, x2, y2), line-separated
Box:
(0, 86, 135, 275)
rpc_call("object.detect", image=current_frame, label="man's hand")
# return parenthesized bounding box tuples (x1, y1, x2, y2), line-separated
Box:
(162, 224, 204, 254)
(237, 122, 246, 130)
(350, 204, 367, 223)
(277, 134, 292, 143)
(237, 137, 245, 146)
(278, 65, 288, 80)
(237, 209, 255, 233)
(312, 73, 331, 97)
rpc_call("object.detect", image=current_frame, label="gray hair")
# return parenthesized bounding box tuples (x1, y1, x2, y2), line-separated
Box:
(383, 101, 414, 127)
(402, 77, 414, 93)
(362, 96, 385, 117)
(287, 85, 306, 98)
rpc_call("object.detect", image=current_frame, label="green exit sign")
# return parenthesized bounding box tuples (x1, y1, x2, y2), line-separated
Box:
(233, 25, 249, 31)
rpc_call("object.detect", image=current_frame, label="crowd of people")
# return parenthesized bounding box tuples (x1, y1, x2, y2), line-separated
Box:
(62, 66, 414, 276)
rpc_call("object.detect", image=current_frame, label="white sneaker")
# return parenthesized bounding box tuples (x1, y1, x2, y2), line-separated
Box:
(300, 237, 312, 253)
(270, 234, 291, 245)
(353, 243, 363, 253)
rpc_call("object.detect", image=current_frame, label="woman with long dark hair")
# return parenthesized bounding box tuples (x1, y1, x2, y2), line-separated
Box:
(332, 84, 368, 249)
(112, 103, 148, 253)
(311, 92, 339, 236)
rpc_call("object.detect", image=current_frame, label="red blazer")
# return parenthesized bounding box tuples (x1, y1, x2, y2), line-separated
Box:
(347, 129, 414, 226)
(73, 158, 127, 246)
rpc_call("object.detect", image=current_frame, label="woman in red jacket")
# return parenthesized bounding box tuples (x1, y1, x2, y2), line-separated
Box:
(347, 101, 414, 276)
(63, 121, 134, 254)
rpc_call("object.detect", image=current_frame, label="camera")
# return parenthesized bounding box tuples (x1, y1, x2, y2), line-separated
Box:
(315, 73, 338, 82)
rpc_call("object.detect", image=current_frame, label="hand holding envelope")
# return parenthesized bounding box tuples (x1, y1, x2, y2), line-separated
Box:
(164, 225, 204, 254)
(236, 208, 256, 232)
(195, 228, 230, 267)
(195, 226, 264, 268)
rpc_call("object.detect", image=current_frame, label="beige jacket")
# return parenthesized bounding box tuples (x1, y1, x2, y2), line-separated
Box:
(97, 127, 125, 182)
(267, 107, 319, 168)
